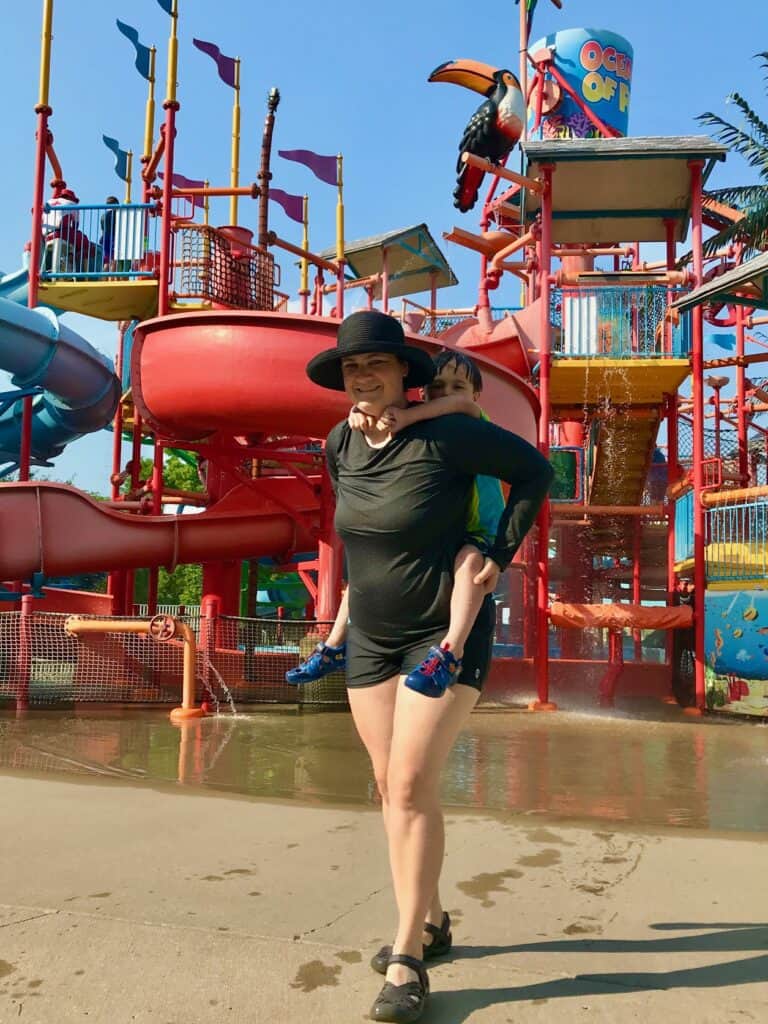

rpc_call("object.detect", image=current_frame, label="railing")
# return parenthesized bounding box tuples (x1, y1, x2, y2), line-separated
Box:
(674, 489, 695, 563)
(551, 286, 690, 359)
(706, 498, 768, 581)
(171, 223, 278, 311)
(398, 299, 522, 338)
(40, 202, 160, 280)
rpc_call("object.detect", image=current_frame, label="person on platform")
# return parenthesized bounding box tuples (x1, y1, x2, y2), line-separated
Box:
(302, 310, 552, 1022)
(287, 349, 505, 693)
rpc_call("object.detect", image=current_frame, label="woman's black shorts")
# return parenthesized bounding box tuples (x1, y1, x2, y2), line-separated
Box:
(346, 594, 495, 691)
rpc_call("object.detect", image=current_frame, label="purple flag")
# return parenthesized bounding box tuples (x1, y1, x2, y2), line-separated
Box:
(278, 149, 338, 186)
(269, 189, 304, 224)
(159, 171, 206, 210)
(192, 38, 238, 89)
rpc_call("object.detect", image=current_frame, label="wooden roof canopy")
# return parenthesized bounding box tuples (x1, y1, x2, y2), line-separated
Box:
(522, 136, 727, 244)
(671, 250, 768, 313)
(322, 223, 458, 300)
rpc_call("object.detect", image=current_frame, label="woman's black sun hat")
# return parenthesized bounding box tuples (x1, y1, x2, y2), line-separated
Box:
(306, 310, 435, 392)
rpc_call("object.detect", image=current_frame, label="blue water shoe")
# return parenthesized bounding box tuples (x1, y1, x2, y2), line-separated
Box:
(405, 645, 462, 697)
(285, 642, 346, 684)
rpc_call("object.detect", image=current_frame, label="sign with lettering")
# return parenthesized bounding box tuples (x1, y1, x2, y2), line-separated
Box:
(530, 28, 633, 139)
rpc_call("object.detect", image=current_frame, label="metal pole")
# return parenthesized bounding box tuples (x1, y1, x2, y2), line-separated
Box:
(157, 0, 179, 318)
(229, 59, 241, 225)
(257, 88, 281, 248)
(24, 0, 56, 480)
(689, 160, 706, 713)
(533, 164, 555, 711)
(736, 304, 749, 484)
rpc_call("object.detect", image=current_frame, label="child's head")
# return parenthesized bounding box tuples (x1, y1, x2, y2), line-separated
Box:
(424, 350, 483, 402)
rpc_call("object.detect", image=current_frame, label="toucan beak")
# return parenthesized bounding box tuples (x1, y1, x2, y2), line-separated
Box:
(428, 59, 499, 96)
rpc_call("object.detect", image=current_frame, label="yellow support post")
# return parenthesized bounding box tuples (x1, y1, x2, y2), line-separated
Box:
(143, 47, 157, 163)
(124, 151, 133, 203)
(38, 0, 54, 109)
(229, 58, 241, 224)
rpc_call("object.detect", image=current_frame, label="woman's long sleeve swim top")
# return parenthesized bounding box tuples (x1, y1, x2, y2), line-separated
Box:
(325, 414, 553, 640)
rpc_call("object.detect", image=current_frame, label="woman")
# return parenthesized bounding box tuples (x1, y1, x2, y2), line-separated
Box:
(306, 310, 552, 1023)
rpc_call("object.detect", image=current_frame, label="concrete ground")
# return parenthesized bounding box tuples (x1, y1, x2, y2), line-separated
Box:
(0, 773, 766, 1023)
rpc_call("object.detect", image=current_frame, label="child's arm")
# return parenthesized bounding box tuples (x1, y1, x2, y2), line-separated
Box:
(383, 395, 481, 434)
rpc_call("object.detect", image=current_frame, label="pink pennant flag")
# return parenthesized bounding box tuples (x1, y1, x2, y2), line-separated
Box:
(269, 189, 304, 223)
(278, 149, 338, 186)
(159, 171, 206, 210)
(192, 38, 238, 89)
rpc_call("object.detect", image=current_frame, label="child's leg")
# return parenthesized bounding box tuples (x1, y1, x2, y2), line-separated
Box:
(325, 586, 349, 649)
(441, 545, 487, 659)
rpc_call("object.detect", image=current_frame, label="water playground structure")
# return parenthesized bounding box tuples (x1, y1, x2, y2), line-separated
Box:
(1, 1, 767, 721)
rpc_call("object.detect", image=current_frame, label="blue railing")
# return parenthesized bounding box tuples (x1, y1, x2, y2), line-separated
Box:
(40, 202, 160, 281)
(674, 490, 695, 563)
(551, 286, 690, 359)
(706, 499, 768, 581)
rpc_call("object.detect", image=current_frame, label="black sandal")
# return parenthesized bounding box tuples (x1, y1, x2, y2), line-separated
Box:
(369, 954, 429, 1023)
(370, 911, 452, 975)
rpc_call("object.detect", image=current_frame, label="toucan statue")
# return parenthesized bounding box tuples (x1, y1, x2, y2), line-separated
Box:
(429, 60, 525, 212)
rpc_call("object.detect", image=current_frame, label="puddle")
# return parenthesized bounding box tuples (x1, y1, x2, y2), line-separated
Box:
(1, 705, 767, 834)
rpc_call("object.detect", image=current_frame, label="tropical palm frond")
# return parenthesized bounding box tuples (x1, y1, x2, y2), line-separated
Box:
(703, 196, 768, 257)
(727, 92, 768, 150)
(706, 183, 768, 209)
(697, 111, 768, 172)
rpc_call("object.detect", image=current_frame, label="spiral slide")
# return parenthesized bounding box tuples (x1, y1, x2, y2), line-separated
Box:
(0, 311, 539, 584)
(0, 269, 120, 466)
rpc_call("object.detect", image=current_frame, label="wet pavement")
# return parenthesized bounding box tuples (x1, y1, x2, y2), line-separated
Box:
(1, 702, 766, 834)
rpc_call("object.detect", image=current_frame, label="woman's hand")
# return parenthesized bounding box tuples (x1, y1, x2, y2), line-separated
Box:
(473, 557, 501, 594)
(348, 405, 376, 431)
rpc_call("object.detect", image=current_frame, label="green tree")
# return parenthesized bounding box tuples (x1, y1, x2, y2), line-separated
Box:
(698, 52, 768, 255)
(132, 450, 205, 607)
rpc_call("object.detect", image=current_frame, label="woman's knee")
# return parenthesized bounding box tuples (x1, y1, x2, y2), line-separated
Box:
(387, 766, 439, 813)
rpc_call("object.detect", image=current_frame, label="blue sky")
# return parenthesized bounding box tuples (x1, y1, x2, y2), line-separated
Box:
(1, 0, 766, 490)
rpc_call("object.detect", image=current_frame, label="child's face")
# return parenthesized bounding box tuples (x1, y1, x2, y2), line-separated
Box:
(425, 361, 479, 402)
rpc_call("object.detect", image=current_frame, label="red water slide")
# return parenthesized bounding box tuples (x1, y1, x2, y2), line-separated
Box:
(0, 312, 539, 582)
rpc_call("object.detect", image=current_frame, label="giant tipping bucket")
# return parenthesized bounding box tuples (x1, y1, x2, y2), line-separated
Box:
(530, 27, 633, 139)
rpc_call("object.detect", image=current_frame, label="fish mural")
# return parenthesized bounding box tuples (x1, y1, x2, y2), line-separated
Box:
(704, 590, 768, 717)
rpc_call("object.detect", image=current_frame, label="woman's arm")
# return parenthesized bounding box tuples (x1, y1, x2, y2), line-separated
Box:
(438, 416, 554, 570)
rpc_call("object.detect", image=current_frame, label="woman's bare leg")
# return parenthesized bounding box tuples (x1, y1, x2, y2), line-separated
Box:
(385, 682, 480, 985)
(347, 678, 452, 951)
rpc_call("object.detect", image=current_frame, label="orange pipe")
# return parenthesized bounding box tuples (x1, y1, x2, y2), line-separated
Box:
(491, 230, 536, 271)
(142, 133, 166, 183)
(167, 185, 258, 199)
(554, 246, 632, 258)
(550, 504, 666, 517)
(323, 272, 381, 294)
(46, 142, 64, 184)
(267, 232, 339, 274)
(64, 616, 203, 721)
(556, 270, 689, 287)
(701, 484, 768, 507)
(461, 152, 544, 193)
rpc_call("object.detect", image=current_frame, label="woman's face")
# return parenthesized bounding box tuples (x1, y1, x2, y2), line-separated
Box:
(341, 352, 408, 414)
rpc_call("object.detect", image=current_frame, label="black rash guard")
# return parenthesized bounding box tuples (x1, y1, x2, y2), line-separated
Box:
(325, 414, 553, 642)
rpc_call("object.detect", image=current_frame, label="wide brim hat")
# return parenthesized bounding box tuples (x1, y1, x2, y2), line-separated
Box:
(306, 310, 435, 391)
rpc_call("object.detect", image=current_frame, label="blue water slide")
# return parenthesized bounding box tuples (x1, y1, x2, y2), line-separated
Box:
(0, 273, 120, 466)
